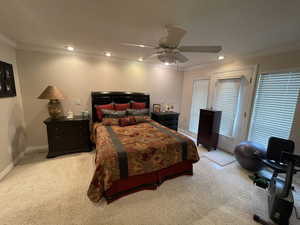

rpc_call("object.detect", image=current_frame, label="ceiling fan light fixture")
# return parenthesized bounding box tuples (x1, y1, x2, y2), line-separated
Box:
(66, 46, 74, 51)
(121, 25, 223, 65)
(105, 52, 112, 57)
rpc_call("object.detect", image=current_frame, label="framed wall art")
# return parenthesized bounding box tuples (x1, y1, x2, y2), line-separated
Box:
(153, 104, 161, 113)
(0, 61, 16, 98)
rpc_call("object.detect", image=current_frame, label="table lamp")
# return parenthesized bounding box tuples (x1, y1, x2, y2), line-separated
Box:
(38, 85, 64, 119)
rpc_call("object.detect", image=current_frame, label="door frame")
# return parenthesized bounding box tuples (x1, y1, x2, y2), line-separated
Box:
(188, 77, 211, 134)
(210, 65, 258, 152)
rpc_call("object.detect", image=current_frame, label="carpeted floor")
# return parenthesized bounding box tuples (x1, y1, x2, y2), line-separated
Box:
(201, 149, 236, 167)
(0, 149, 259, 225)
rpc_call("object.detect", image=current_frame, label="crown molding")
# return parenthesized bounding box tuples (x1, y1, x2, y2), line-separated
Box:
(16, 42, 184, 72)
(0, 33, 16, 48)
(183, 57, 236, 72)
(183, 40, 300, 72)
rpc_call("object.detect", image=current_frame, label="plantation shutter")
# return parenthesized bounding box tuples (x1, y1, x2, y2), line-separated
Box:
(249, 72, 300, 147)
(214, 78, 241, 137)
(189, 79, 209, 133)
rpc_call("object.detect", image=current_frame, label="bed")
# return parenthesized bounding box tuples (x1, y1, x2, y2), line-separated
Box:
(87, 92, 199, 203)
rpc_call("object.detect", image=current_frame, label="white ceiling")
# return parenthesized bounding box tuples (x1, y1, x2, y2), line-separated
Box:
(0, 0, 300, 68)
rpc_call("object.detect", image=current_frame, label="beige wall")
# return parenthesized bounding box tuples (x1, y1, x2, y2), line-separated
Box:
(0, 39, 26, 175)
(16, 50, 184, 147)
(180, 50, 300, 151)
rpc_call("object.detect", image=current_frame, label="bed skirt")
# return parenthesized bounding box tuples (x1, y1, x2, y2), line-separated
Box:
(104, 160, 193, 203)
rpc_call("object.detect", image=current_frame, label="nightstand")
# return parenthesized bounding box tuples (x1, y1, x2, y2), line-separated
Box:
(151, 112, 180, 131)
(44, 116, 92, 158)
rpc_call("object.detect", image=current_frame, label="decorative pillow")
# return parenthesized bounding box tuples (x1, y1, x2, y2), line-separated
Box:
(102, 109, 127, 118)
(114, 103, 130, 111)
(102, 118, 119, 126)
(119, 116, 137, 127)
(127, 108, 149, 116)
(95, 104, 114, 121)
(131, 102, 146, 109)
(134, 116, 150, 123)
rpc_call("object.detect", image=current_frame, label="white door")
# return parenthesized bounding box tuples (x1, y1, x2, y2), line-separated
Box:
(189, 79, 209, 134)
(211, 68, 256, 153)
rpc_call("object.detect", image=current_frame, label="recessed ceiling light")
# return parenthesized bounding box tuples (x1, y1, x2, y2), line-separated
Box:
(138, 57, 143, 62)
(105, 52, 112, 57)
(164, 62, 170, 66)
(66, 46, 74, 51)
(139, 45, 145, 48)
(218, 55, 224, 60)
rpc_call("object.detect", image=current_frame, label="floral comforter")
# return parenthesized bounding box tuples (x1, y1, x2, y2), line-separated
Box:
(87, 119, 199, 202)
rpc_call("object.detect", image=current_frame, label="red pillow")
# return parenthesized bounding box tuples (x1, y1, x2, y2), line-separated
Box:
(114, 103, 130, 111)
(95, 104, 114, 121)
(131, 102, 146, 109)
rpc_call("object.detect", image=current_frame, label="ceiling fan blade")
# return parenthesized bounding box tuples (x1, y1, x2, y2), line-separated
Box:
(144, 52, 162, 60)
(174, 52, 189, 63)
(160, 25, 187, 48)
(179, 45, 222, 53)
(121, 43, 156, 48)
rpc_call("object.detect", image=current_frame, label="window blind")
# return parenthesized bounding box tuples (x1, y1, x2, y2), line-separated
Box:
(249, 72, 300, 147)
(214, 78, 241, 137)
(189, 79, 209, 133)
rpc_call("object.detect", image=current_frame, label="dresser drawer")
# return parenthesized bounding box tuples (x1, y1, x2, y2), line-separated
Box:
(156, 114, 178, 120)
(151, 112, 179, 131)
(44, 116, 92, 158)
(159, 120, 178, 127)
(167, 124, 178, 131)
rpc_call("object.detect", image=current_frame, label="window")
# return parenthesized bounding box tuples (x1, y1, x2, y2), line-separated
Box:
(249, 72, 300, 147)
(214, 78, 241, 137)
(189, 79, 209, 133)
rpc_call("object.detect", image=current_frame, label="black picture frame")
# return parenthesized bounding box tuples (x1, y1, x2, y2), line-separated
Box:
(0, 61, 16, 98)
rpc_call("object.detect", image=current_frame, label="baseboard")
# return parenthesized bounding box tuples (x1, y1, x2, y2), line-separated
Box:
(0, 145, 48, 181)
(0, 163, 14, 181)
(0, 149, 26, 181)
(25, 145, 48, 154)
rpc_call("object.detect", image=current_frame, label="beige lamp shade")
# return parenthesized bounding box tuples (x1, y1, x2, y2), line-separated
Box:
(38, 86, 64, 100)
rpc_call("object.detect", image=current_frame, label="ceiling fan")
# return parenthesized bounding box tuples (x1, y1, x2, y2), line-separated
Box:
(122, 25, 222, 64)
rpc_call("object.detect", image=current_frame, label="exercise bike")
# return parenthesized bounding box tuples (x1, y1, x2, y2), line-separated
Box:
(253, 151, 300, 225)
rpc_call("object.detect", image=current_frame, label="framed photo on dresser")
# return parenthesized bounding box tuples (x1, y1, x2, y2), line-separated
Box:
(0, 61, 16, 98)
(153, 104, 161, 112)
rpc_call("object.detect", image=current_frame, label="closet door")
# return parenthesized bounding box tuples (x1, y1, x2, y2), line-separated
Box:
(189, 79, 209, 134)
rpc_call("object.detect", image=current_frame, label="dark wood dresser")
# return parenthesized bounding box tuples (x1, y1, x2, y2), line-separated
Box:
(44, 116, 92, 158)
(151, 112, 179, 131)
(197, 109, 222, 151)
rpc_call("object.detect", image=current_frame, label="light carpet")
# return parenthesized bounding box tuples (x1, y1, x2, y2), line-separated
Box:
(0, 150, 261, 225)
(201, 149, 236, 167)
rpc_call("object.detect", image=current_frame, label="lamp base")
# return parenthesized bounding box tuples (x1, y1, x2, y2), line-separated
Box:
(48, 99, 63, 119)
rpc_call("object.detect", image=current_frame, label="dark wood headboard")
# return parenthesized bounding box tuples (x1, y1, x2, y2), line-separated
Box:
(91, 91, 150, 122)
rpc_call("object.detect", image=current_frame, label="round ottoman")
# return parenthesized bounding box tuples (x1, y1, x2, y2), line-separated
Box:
(234, 141, 266, 171)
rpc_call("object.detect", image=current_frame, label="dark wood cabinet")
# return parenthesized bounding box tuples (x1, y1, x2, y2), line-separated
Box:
(151, 112, 179, 131)
(44, 116, 92, 158)
(197, 109, 222, 151)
